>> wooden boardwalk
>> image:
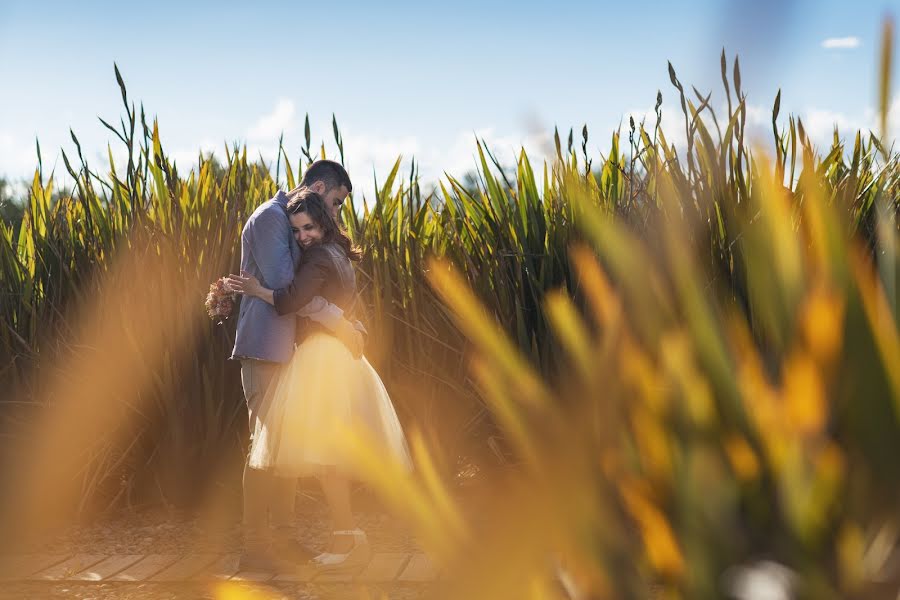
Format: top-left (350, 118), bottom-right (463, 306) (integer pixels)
top-left (0, 552), bottom-right (438, 583)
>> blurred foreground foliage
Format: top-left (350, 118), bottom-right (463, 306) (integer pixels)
top-left (1, 23), bottom-right (899, 599)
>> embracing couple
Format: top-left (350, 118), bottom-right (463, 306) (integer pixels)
top-left (226, 160), bottom-right (411, 573)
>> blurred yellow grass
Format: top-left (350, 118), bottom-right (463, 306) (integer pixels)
top-left (0, 19), bottom-right (897, 600)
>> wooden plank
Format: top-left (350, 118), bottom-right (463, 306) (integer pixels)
top-left (355, 553), bottom-right (410, 582)
top-left (31, 554), bottom-right (106, 581)
top-left (397, 554), bottom-right (439, 582)
top-left (313, 567), bottom-right (358, 582)
top-left (70, 555), bottom-right (144, 581)
top-left (149, 553), bottom-right (219, 582)
top-left (271, 564), bottom-right (318, 582)
top-left (0, 555), bottom-right (71, 580)
top-left (201, 554), bottom-right (240, 581)
top-left (107, 554), bottom-right (179, 582)
top-left (230, 571), bottom-right (274, 582)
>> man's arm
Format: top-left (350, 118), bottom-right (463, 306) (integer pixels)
top-left (245, 208), bottom-right (295, 290)
top-left (247, 207), bottom-right (359, 334)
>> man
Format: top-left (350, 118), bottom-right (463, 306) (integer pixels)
top-left (230, 159), bottom-right (363, 571)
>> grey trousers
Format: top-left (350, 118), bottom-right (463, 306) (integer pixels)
top-left (239, 359), bottom-right (296, 545)
top-left (240, 359), bottom-right (279, 431)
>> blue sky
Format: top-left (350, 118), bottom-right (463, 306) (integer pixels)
top-left (0, 0), bottom-right (897, 199)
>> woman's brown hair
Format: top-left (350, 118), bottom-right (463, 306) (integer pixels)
top-left (286, 189), bottom-right (362, 262)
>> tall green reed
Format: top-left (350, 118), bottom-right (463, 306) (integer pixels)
top-left (0, 37), bottom-right (897, 524)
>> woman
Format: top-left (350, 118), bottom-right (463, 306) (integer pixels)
top-left (227, 189), bottom-right (411, 571)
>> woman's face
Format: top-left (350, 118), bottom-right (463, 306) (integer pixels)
top-left (289, 211), bottom-right (324, 248)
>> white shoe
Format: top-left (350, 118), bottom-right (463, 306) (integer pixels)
top-left (310, 529), bottom-right (371, 571)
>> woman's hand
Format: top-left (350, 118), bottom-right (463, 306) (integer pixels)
top-left (225, 271), bottom-right (266, 298)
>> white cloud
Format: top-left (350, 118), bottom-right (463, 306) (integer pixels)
top-left (426, 128), bottom-right (512, 178)
top-left (798, 96), bottom-right (900, 148)
top-left (802, 108), bottom-right (866, 144)
top-left (339, 133), bottom-right (419, 202)
top-left (342, 132), bottom-right (420, 176)
top-left (418, 126), bottom-right (554, 188)
top-left (0, 131), bottom-right (41, 180)
top-left (169, 139), bottom-right (219, 172)
top-left (821, 36), bottom-right (860, 49)
top-left (247, 98), bottom-right (296, 141)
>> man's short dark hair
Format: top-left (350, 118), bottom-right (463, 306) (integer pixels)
top-left (299, 159), bottom-right (352, 193)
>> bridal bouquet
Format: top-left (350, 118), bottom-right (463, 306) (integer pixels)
top-left (205, 276), bottom-right (237, 323)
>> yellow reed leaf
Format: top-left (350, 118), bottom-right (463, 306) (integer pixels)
top-left (801, 283), bottom-right (844, 366)
top-left (796, 163), bottom-right (844, 278)
top-left (724, 435), bottom-right (760, 482)
top-left (766, 432), bottom-right (793, 476)
top-left (427, 257), bottom-right (550, 409)
top-left (555, 550), bottom-right (612, 600)
top-left (545, 290), bottom-right (594, 380)
top-left (754, 154), bottom-right (804, 300)
top-left (600, 448), bottom-right (623, 481)
top-left (469, 357), bottom-right (544, 470)
top-left (621, 338), bottom-right (666, 414)
top-left (782, 441), bottom-right (844, 542)
top-left (737, 350), bottom-right (789, 471)
top-left (334, 424), bottom-right (461, 559)
top-left (631, 406), bottom-right (672, 485)
top-left (683, 374), bottom-right (715, 428)
top-left (736, 352), bottom-right (774, 421)
top-left (407, 427), bottom-right (469, 541)
top-left (878, 18), bottom-right (894, 142)
top-left (814, 441), bottom-right (845, 490)
top-left (660, 331), bottom-right (716, 428)
top-left (620, 483), bottom-right (684, 579)
top-left (782, 352), bottom-right (827, 437)
top-left (569, 243), bottom-right (622, 334)
top-left (837, 522), bottom-right (866, 590)
top-left (851, 247), bottom-right (900, 414)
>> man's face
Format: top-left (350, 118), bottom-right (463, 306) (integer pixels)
top-left (310, 181), bottom-right (350, 221)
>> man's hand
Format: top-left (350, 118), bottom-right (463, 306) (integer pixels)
top-left (335, 320), bottom-right (364, 359)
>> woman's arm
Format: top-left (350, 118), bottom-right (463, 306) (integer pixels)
top-left (224, 272), bottom-right (276, 305)
top-left (273, 246), bottom-right (331, 315)
top-left (226, 246), bottom-right (331, 315)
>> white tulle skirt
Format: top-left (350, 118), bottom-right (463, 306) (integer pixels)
top-left (248, 332), bottom-right (411, 477)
